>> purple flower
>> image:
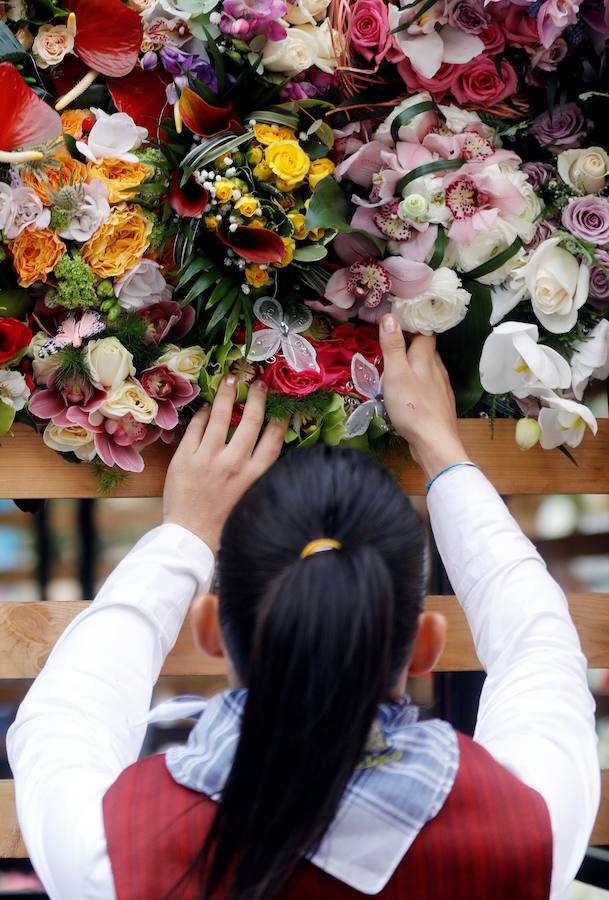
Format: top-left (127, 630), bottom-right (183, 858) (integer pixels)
top-left (562, 196), bottom-right (609, 245)
top-left (160, 46), bottom-right (218, 93)
top-left (447, 0), bottom-right (489, 34)
top-left (140, 51), bottom-right (158, 71)
top-left (220, 0), bottom-right (288, 41)
top-left (525, 219), bottom-right (557, 251)
top-left (538, 0), bottom-right (579, 47)
top-left (532, 103), bottom-right (589, 153)
top-left (522, 161), bottom-right (557, 190)
top-left (525, 37), bottom-right (568, 85)
top-left (589, 250), bottom-right (609, 304)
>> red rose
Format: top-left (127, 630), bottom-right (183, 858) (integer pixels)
top-left (262, 357), bottom-right (326, 397)
top-left (451, 55), bottom-right (518, 106)
top-left (397, 58), bottom-right (463, 101)
top-left (314, 325), bottom-right (383, 394)
top-left (494, 5), bottom-right (539, 48)
top-left (0, 317), bottom-right (32, 366)
top-left (479, 22), bottom-right (506, 55)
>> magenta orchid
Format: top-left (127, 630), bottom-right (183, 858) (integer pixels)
top-left (141, 364), bottom-right (200, 430)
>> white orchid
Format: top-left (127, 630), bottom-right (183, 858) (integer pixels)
top-left (479, 322), bottom-right (571, 398)
top-left (0, 370), bottom-right (30, 411)
top-left (570, 319), bottom-right (609, 401)
top-left (537, 393), bottom-right (598, 449)
top-left (76, 109), bottom-right (148, 164)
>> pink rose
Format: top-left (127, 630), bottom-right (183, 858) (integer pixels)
top-left (451, 55), bottom-right (518, 106)
top-left (351, 0), bottom-right (400, 64)
top-left (478, 22), bottom-right (505, 54)
top-left (262, 357), bottom-right (326, 397)
top-left (397, 58), bottom-right (463, 100)
top-left (494, 4), bottom-right (540, 47)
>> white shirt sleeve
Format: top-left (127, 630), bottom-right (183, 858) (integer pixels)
top-left (427, 465), bottom-right (600, 900)
top-left (7, 523), bottom-right (215, 900)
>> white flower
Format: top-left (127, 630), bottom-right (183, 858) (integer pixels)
top-left (285, 0), bottom-right (331, 25)
top-left (58, 180), bottom-right (111, 242)
top-left (515, 417), bottom-right (541, 451)
top-left (142, 0), bottom-right (193, 18)
top-left (402, 174), bottom-right (451, 225)
top-left (114, 259), bottom-right (172, 311)
top-left (156, 344), bottom-right (206, 382)
top-left (100, 378), bottom-right (158, 423)
top-left (398, 193), bottom-right (429, 223)
top-left (43, 423), bottom-right (97, 461)
top-left (30, 332), bottom-right (62, 385)
top-left (296, 20), bottom-right (341, 74)
top-left (388, 4), bottom-right (483, 79)
top-left (479, 321), bottom-right (571, 398)
top-left (32, 23), bottom-right (74, 68)
top-left (376, 92), bottom-right (437, 145)
top-left (538, 393), bottom-right (598, 449)
top-left (502, 170), bottom-right (543, 243)
top-left (262, 25), bottom-right (318, 75)
top-left (437, 104), bottom-right (486, 135)
top-left (521, 236), bottom-right (589, 334)
top-left (76, 109), bottom-right (148, 164)
top-left (557, 147), bottom-right (609, 194)
top-left (455, 218), bottom-right (521, 285)
top-left (0, 183), bottom-right (12, 234)
top-left (2, 187), bottom-right (50, 239)
top-left (0, 370), bottom-right (29, 411)
top-left (391, 267), bottom-right (470, 335)
top-left (570, 319), bottom-right (609, 401)
top-left (84, 337), bottom-right (136, 390)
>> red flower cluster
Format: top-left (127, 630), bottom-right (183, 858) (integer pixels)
top-left (0, 317), bottom-right (32, 366)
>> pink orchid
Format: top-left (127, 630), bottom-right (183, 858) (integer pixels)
top-left (137, 300), bottom-right (195, 345)
top-left (73, 409), bottom-right (159, 472)
top-left (538, 0), bottom-right (580, 47)
top-left (141, 364), bottom-right (200, 430)
top-left (28, 373), bottom-right (106, 427)
top-left (334, 140), bottom-right (387, 188)
top-left (350, 203), bottom-right (439, 259)
top-left (444, 170), bottom-right (527, 243)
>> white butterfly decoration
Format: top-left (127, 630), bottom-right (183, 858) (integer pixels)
top-left (247, 297), bottom-right (319, 373)
top-left (40, 311), bottom-right (105, 358)
top-left (345, 353), bottom-right (387, 439)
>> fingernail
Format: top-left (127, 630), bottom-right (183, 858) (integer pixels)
top-left (225, 375), bottom-right (237, 387)
top-left (382, 315), bottom-right (397, 333)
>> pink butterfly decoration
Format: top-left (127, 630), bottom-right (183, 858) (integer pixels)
top-left (40, 312), bottom-right (106, 357)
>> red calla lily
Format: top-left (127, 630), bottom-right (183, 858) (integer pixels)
top-left (179, 88), bottom-right (243, 138)
top-left (218, 223), bottom-right (285, 264)
top-left (0, 63), bottom-right (61, 153)
top-left (108, 68), bottom-right (172, 133)
top-left (169, 172), bottom-right (209, 218)
top-left (65, 0), bottom-right (143, 77)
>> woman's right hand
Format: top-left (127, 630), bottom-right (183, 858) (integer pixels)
top-left (379, 314), bottom-right (470, 480)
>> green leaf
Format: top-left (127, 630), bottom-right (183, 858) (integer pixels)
top-left (305, 176), bottom-right (386, 253)
top-left (248, 108), bottom-right (299, 130)
top-left (310, 121), bottom-right (334, 149)
top-left (182, 268), bottom-right (223, 306)
top-left (293, 244), bottom-right (328, 262)
top-left (182, 131), bottom-right (253, 175)
top-left (390, 100), bottom-right (437, 143)
top-left (464, 237), bottom-right (522, 280)
top-left (397, 158), bottom-right (463, 194)
top-left (429, 227), bottom-right (447, 270)
top-left (206, 286), bottom-right (239, 332)
top-left (580, 90), bottom-right (609, 101)
top-left (0, 401), bottom-right (15, 435)
top-left (176, 255), bottom-right (212, 291)
top-left (201, 25), bottom-right (225, 94)
top-left (223, 295), bottom-right (242, 343)
top-left (206, 275), bottom-right (236, 310)
top-left (301, 141), bottom-right (333, 161)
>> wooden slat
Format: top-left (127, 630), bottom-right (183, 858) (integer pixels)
top-left (2, 420), bottom-right (609, 498)
top-left (1, 594), bottom-right (608, 678)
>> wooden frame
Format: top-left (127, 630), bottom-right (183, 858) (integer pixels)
top-left (2, 419), bottom-right (609, 497)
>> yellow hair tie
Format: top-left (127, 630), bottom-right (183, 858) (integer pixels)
top-left (300, 538), bottom-right (343, 560)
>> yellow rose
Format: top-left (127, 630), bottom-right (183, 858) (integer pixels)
top-left (308, 157), bottom-right (335, 190)
top-left (273, 237), bottom-right (296, 268)
top-left (100, 378), bottom-right (158, 423)
top-left (253, 124), bottom-right (297, 145)
top-left (204, 215), bottom-right (219, 230)
top-left (214, 179), bottom-right (236, 203)
top-left (156, 344), bottom-right (206, 383)
top-left (9, 227), bottom-right (66, 288)
top-left (84, 337), bottom-right (136, 390)
top-left (265, 140), bottom-right (310, 190)
top-left (81, 203), bottom-right (152, 278)
top-left (245, 264), bottom-right (271, 288)
top-left (86, 158), bottom-right (151, 204)
top-left (43, 423), bottom-right (96, 461)
top-left (253, 161), bottom-right (273, 182)
top-left (247, 146), bottom-right (264, 165)
top-left (288, 211), bottom-right (309, 240)
top-left (234, 194), bottom-right (259, 218)
top-left (248, 216), bottom-right (268, 228)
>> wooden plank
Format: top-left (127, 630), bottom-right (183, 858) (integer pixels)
top-left (1, 594), bottom-right (608, 678)
top-left (2, 770), bottom-right (609, 858)
top-left (1, 420), bottom-right (608, 498)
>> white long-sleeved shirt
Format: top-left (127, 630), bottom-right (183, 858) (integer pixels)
top-left (7, 467), bottom-right (600, 899)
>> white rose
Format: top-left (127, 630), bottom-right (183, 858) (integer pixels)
top-left (84, 337), bottom-right (136, 390)
top-left (570, 319), bottom-right (609, 400)
top-left (43, 422), bottom-right (97, 461)
top-left (114, 259), bottom-right (171, 311)
top-left (76, 109), bottom-right (148, 164)
top-left (100, 378), bottom-right (159, 423)
top-left (32, 24), bottom-right (74, 68)
top-left (557, 147), bottom-right (609, 194)
top-left (0, 183), bottom-right (12, 234)
top-left (455, 218), bottom-right (521, 286)
top-left (156, 344), bottom-right (206, 382)
top-left (391, 267), bottom-right (470, 335)
top-left (6, 0), bottom-right (27, 19)
top-left (398, 193), bottom-right (429, 223)
top-left (437, 104), bottom-right (486, 135)
top-left (262, 25), bottom-right (318, 76)
top-left (0, 370), bottom-right (29, 411)
top-left (538, 393), bottom-right (598, 449)
top-left (30, 332), bottom-right (62, 385)
top-left (298, 20), bottom-right (341, 73)
top-left (58, 180), bottom-right (111, 242)
top-left (3, 187), bottom-right (50, 239)
top-left (479, 321), bottom-right (571, 398)
top-left (522, 236), bottom-right (589, 334)
top-left (285, 0), bottom-right (331, 25)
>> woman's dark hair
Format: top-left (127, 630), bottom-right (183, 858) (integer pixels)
top-left (198, 445), bottom-right (426, 899)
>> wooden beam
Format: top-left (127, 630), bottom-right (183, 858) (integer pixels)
top-left (2, 770), bottom-right (608, 858)
top-left (1, 594), bottom-right (608, 679)
top-left (1, 420), bottom-right (608, 498)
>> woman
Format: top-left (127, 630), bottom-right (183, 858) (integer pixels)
top-left (8, 316), bottom-right (599, 900)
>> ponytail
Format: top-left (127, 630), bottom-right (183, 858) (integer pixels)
top-left (201, 545), bottom-right (396, 899)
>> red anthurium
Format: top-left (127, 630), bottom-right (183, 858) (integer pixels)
top-left (218, 223), bottom-right (285, 264)
top-left (65, 0), bottom-right (143, 77)
top-left (108, 68), bottom-right (172, 133)
top-left (0, 63), bottom-right (61, 159)
top-left (169, 171), bottom-right (209, 218)
top-left (179, 88), bottom-right (243, 138)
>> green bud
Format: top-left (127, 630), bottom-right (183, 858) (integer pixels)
top-left (107, 305), bottom-right (122, 322)
top-left (100, 299), bottom-right (116, 312)
top-left (515, 417), bottom-right (541, 451)
top-left (97, 279), bottom-right (115, 299)
top-left (225, 49), bottom-right (243, 64)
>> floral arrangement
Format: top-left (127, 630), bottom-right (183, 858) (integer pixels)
top-left (0, 0), bottom-right (607, 484)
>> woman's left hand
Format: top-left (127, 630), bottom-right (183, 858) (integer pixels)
top-left (163, 378), bottom-right (288, 552)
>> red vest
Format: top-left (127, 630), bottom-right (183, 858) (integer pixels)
top-left (103, 733), bottom-right (552, 900)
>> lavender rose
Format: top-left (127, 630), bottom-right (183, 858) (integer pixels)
top-left (532, 103), bottom-right (589, 153)
top-left (589, 249), bottom-right (609, 303)
top-left (522, 161), bottom-right (557, 190)
top-left (447, 0), bottom-right (489, 33)
top-left (562, 196), bottom-right (609, 245)
top-left (525, 219), bottom-right (556, 251)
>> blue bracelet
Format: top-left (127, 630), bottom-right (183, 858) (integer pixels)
top-left (425, 461), bottom-right (479, 493)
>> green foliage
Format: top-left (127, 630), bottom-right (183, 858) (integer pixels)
top-left (111, 313), bottom-right (162, 372)
top-left (305, 177), bottom-right (385, 253)
top-left (91, 460), bottom-right (129, 496)
top-left (49, 209), bottom-right (70, 232)
top-left (53, 252), bottom-right (99, 310)
top-left (265, 390), bottom-right (335, 422)
top-left (54, 345), bottom-right (92, 391)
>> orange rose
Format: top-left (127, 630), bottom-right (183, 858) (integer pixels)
top-left (86, 158), bottom-right (151, 203)
top-left (81, 203), bottom-right (152, 278)
top-left (10, 227), bottom-right (66, 288)
top-left (22, 152), bottom-right (87, 206)
top-left (60, 109), bottom-right (91, 140)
